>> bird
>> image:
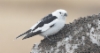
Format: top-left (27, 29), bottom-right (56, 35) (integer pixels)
top-left (16, 9), bottom-right (67, 40)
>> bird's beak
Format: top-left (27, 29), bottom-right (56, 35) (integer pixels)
top-left (64, 13), bottom-right (67, 16)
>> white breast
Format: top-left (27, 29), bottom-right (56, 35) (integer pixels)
top-left (41, 19), bottom-right (65, 37)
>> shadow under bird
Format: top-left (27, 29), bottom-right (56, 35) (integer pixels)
top-left (16, 9), bottom-right (67, 40)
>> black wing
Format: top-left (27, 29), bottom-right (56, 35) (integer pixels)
top-left (32, 14), bottom-right (57, 31)
top-left (16, 29), bottom-right (31, 39)
top-left (22, 30), bottom-right (41, 40)
top-left (16, 14), bottom-right (57, 40)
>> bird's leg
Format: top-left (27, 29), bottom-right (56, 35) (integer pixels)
top-left (45, 36), bottom-right (52, 41)
top-left (45, 36), bottom-right (57, 42)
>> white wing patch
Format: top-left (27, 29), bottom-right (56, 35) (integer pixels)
top-left (33, 24), bottom-right (50, 32)
top-left (30, 21), bottom-right (41, 29)
top-left (33, 19), bottom-right (58, 33)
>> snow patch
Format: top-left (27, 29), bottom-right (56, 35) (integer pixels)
top-left (82, 36), bottom-right (85, 45)
top-left (64, 36), bottom-right (78, 53)
top-left (87, 24), bottom-right (91, 28)
top-left (65, 44), bottom-right (78, 53)
top-left (31, 43), bottom-right (40, 53)
top-left (89, 19), bottom-right (100, 46)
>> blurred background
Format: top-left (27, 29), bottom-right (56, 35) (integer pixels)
top-left (0, 0), bottom-right (100, 53)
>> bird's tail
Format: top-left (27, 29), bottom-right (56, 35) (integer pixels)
top-left (22, 30), bottom-right (41, 40)
top-left (16, 29), bottom-right (31, 39)
top-left (22, 32), bottom-right (34, 40)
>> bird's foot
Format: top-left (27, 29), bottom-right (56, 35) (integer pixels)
top-left (46, 37), bottom-right (57, 42)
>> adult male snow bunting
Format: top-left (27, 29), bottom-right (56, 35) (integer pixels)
top-left (16, 9), bottom-right (67, 40)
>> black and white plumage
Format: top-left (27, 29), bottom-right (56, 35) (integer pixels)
top-left (16, 9), bottom-right (67, 40)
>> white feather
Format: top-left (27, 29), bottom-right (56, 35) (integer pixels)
top-left (41, 19), bottom-right (65, 37)
top-left (33, 9), bottom-right (67, 37)
top-left (16, 9), bottom-right (68, 40)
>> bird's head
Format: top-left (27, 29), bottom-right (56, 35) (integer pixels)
top-left (52, 9), bottom-right (67, 19)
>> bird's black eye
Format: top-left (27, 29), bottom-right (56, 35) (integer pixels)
top-left (59, 12), bottom-right (61, 14)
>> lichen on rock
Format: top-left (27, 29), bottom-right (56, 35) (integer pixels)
top-left (31, 13), bottom-right (100, 53)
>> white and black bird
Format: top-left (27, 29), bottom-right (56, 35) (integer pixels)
top-left (16, 9), bottom-right (67, 40)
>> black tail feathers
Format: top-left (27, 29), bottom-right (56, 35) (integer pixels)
top-left (16, 29), bottom-right (31, 39)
